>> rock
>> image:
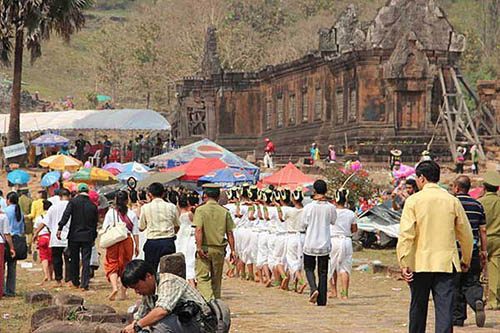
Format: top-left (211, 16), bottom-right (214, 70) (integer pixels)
top-left (31, 306), bottom-right (64, 331)
top-left (33, 321), bottom-right (122, 333)
top-left (25, 290), bottom-right (53, 304)
top-left (76, 312), bottom-right (132, 325)
top-left (159, 252), bottom-right (186, 279)
top-left (51, 294), bottom-right (84, 306)
top-left (95, 323), bottom-right (123, 333)
top-left (81, 304), bottom-right (117, 314)
top-left (373, 264), bottom-right (388, 274)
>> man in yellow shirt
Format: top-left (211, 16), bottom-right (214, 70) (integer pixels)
top-left (397, 161), bottom-right (473, 333)
top-left (478, 171), bottom-right (500, 310)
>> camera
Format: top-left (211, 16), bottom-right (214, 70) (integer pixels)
top-left (173, 301), bottom-right (201, 323)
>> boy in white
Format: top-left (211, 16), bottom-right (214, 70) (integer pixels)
top-left (43, 188), bottom-right (71, 286)
top-left (302, 180), bottom-right (337, 306)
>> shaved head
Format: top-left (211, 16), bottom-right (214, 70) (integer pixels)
top-left (454, 175), bottom-right (471, 193)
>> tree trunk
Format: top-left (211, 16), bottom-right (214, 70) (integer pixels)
top-left (8, 29), bottom-right (24, 146)
top-left (146, 91), bottom-right (151, 109)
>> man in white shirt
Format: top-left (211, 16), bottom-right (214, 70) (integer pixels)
top-left (43, 188), bottom-right (71, 286)
top-left (139, 183), bottom-right (179, 272)
top-left (302, 180), bottom-right (337, 306)
top-left (48, 189), bottom-right (61, 206)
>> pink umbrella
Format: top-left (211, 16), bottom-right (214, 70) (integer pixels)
top-left (393, 164), bottom-right (416, 179)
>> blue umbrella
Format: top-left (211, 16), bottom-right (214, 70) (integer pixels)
top-left (7, 170), bottom-right (31, 185)
top-left (198, 167), bottom-right (253, 187)
top-left (117, 171), bottom-right (148, 181)
top-left (123, 162), bottom-right (151, 173)
top-left (31, 133), bottom-right (70, 147)
top-left (41, 171), bottom-right (61, 187)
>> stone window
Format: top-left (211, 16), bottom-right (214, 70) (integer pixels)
top-left (277, 94), bottom-right (284, 127)
top-left (288, 94), bottom-right (296, 125)
top-left (348, 87), bottom-right (357, 122)
top-left (302, 90), bottom-right (309, 122)
top-left (265, 99), bottom-right (272, 130)
top-left (336, 89), bottom-right (344, 123)
top-left (315, 87), bottom-right (322, 120)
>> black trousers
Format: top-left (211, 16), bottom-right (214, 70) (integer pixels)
top-left (51, 246), bottom-right (71, 282)
top-left (303, 254), bottom-right (329, 306)
top-left (453, 257), bottom-right (483, 323)
top-left (144, 237), bottom-right (176, 273)
top-left (409, 271), bottom-right (456, 333)
top-left (68, 240), bottom-right (92, 289)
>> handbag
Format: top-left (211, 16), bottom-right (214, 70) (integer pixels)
top-left (4, 234), bottom-right (28, 262)
top-left (99, 209), bottom-right (128, 249)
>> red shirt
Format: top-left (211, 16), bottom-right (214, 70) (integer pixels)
top-left (264, 141), bottom-right (275, 153)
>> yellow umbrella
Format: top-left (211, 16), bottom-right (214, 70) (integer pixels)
top-left (39, 155), bottom-right (83, 171)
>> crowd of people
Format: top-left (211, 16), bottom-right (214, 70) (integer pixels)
top-left (1, 152), bottom-right (500, 332)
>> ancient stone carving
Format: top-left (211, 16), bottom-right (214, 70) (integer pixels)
top-left (201, 26), bottom-right (222, 77)
top-left (383, 32), bottom-right (430, 80)
top-left (368, 0), bottom-right (465, 52)
top-left (318, 28), bottom-right (335, 52)
top-left (332, 5), bottom-right (366, 53)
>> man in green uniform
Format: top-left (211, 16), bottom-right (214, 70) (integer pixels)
top-left (194, 184), bottom-right (235, 300)
top-left (478, 171), bottom-right (500, 310)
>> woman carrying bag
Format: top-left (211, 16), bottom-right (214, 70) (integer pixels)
top-left (101, 191), bottom-right (139, 301)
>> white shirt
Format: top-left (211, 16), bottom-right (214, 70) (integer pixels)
top-left (48, 195), bottom-right (61, 206)
top-left (267, 206), bottom-right (280, 234)
top-left (276, 206), bottom-right (290, 233)
top-left (0, 214), bottom-right (11, 243)
top-left (102, 208), bottom-right (139, 235)
top-left (285, 207), bottom-right (305, 232)
top-left (45, 200), bottom-right (70, 247)
top-left (0, 197), bottom-right (7, 210)
top-left (34, 215), bottom-right (50, 236)
top-left (302, 200), bottom-right (337, 256)
top-left (330, 208), bottom-right (357, 237)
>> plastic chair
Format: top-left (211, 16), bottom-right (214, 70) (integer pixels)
top-left (88, 150), bottom-right (101, 167)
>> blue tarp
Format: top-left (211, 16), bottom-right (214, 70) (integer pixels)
top-left (198, 167), bottom-right (254, 187)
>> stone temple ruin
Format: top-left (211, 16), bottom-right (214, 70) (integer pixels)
top-left (171, 0), bottom-right (499, 163)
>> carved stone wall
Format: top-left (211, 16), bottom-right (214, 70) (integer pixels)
top-left (173, 0), bottom-right (465, 162)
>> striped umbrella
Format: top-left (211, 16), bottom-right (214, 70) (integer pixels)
top-left (71, 167), bottom-right (118, 185)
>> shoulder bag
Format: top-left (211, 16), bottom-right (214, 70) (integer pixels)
top-left (99, 209), bottom-right (128, 249)
top-left (3, 234), bottom-right (28, 262)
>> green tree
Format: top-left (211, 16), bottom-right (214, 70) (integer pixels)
top-left (0, 0), bottom-right (93, 147)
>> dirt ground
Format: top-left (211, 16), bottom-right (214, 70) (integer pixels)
top-left (1, 249), bottom-right (499, 332)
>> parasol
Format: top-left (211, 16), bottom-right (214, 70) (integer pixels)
top-left (71, 167), bottom-right (118, 185)
top-left (39, 155), bottom-right (82, 171)
top-left (137, 171), bottom-right (185, 188)
top-left (7, 170), bottom-right (30, 185)
top-left (41, 171), bottom-right (61, 187)
top-left (31, 133), bottom-right (70, 147)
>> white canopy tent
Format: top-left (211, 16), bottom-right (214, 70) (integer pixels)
top-left (0, 109), bottom-right (171, 133)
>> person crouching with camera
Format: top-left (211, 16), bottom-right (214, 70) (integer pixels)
top-left (121, 259), bottom-right (230, 333)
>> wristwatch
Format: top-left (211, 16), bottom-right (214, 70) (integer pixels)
top-left (133, 321), bottom-right (143, 332)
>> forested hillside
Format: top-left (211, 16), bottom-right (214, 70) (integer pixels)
top-left (0, 0), bottom-right (498, 114)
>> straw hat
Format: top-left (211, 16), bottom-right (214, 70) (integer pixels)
top-left (390, 149), bottom-right (402, 156)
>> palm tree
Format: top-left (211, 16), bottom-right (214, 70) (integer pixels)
top-left (0, 0), bottom-right (94, 149)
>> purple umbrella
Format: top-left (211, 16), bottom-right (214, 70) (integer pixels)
top-left (102, 162), bottom-right (125, 173)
